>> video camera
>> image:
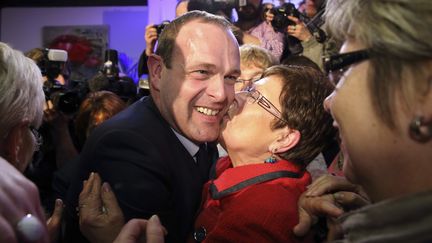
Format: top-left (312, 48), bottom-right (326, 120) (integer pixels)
top-left (270, 2), bottom-right (327, 43)
top-left (41, 49), bottom-right (87, 114)
top-left (187, 0), bottom-right (246, 16)
top-left (99, 49), bottom-right (137, 102)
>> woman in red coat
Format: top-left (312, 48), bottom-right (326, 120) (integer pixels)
top-left (77, 65), bottom-right (335, 242)
top-left (190, 65), bottom-right (335, 243)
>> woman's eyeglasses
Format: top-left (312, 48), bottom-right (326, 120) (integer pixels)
top-left (29, 126), bottom-right (43, 152)
top-left (236, 75), bottom-right (262, 88)
top-left (323, 49), bottom-right (370, 85)
top-left (237, 88), bottom-right (288, 124)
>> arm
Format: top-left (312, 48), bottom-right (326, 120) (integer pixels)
top-left (43, 109), bottom-right (78, 168)
top-left (286, 16), bottom-right (324, 69)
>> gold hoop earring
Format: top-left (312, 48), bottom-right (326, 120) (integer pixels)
top-left (409, 116), bottom-right (432, 143)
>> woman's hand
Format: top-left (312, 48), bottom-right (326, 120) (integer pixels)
top-left (0, 157), bottom-right (49, 243)
top-left (114, 216), bottom-right (166, 243)
top-left (79, 172), bottom-right (125, 243)
top-left (293, 174), bottom-right (370, 237)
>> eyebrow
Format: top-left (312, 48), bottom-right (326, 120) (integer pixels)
top-left (188, 63), bottom-right (241, 76)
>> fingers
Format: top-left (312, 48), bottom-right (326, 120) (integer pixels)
top-left (146, 215), bottom-right (166, 243)
top-left (333, 191), bottom-right (370, 210)
top-left (101, 182), bottom-right (124, 223)
top-left (145, 24), bottom-right (158, 49)
top-left (47, 199), bottom-right (63, 227)
top-left (0, 217), bottom-right (18, 243)
top-left (306, 174), bottom-right (359, 197)
top-left (292, 207), bottom-right (316, 236)
top-left (47, 199), bottom-right (64, 243)
top-left (287, 15), bottom-right (300, 24)
top-left (79, 172), bottom-right (102, 225)
top-left (293, 193), bottom-right (344, 237)
top-left (114, 219), bottom-right (148, 243)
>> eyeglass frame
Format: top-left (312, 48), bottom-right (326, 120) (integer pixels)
top-left (237, 88), bottom-right (288, 124)
top-left (323, 49), bottom-right (371, 85)
top-left (29, 126), bottom-right (43, 152)
top-left (235, 75), bottom-right (263, 88)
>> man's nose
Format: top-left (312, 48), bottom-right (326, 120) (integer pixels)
top-left (207, 76), bottom-right (228, 102)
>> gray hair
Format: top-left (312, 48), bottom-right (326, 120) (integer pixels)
top-left (0, 42), bottom-right (44, 138)
top-left (325, 0), bottom-right (432, 128)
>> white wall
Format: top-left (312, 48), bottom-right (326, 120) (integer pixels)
top-left (1, 6), bottom-right (149, 62)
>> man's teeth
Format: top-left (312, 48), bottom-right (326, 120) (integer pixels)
top-left (196, 107), bottom-right (219, 116)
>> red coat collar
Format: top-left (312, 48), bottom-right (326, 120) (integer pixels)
top-left (210, 156), bottom-right (308, 199)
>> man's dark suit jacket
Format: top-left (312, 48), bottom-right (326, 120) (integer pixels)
top-left (63, 96), bottom-right (213, 243)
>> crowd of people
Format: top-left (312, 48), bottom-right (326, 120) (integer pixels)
top-left (1, 0), bottom-right (431, 242)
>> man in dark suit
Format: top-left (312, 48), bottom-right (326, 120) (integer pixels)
top-left (62, 11), bottom-right (241, 243)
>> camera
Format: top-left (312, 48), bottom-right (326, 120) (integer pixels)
top-left (98, 49), bottom-right (137, 102)
top-left (40, 49), bottom-right (87, 114)
top-left (187, 0), bottom-right (246, 16)
top-left (270, 3), bottom-right (301, 32)
top-left (270, 2), bottom-right (327, 43)
top-left (154, 20), bottom-right (170, 36)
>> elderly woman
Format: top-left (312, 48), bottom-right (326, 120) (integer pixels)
top-left (293, 0), bottom-right (432, 241)
top-left (189, 65), bottom-right (334, 242)
top-left (0, 43), bottom-right (45, 172)
top-left (79, 65), bottom-right (335, 242)
top-left (0, 42), bottom-right (61, 242)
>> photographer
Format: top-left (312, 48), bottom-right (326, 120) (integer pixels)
top-left (249, 3), bottom-right (285, 60)
top-left (24, 48), bottom-right (80, 216)
top-left (137, 1), bottom-right (188, 78)
top-left (275, 1), bottom-right (339, 70)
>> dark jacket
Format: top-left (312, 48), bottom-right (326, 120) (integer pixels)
top-left (63, 96), bottom-right (213, 243)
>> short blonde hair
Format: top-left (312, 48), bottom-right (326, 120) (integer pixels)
top-left (240, 44), bottom-right (278, 69)
top-left (325, 0), bottom-right (432, 128)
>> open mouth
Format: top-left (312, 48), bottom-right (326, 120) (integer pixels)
top-left (196, 106), bottom-right (220, 116)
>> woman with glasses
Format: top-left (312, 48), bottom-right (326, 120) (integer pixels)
top-left (0, 42), bottom-right (65, 242)
top-left (235, 44), bottom-right (278, 92)
top-left (293, 0), bottom-right (432, 241)
top-left (188, 65), bottom-right (334, 242)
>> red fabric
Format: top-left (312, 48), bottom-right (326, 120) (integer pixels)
top-left (190, 157), bottom-right (314, 243)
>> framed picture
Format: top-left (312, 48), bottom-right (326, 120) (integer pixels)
top-left (43, 25), bottom-right (109, 82)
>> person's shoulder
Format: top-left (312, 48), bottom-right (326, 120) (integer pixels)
top-left (93, 97), bottom-right (167, 137)
top-left (238, 182), bottom-right (302, 210)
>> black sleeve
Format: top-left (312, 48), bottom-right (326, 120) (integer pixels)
top-left (137, 50), bottom-right (149, 77)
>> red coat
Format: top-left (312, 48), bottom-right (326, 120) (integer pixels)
top-left (189, 156), bottom-right (313, 243)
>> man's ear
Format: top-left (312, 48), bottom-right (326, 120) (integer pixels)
top-left (147, 54), bottom-right (164, 92)
top-left (269, 127), bottom-right (301, 154)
